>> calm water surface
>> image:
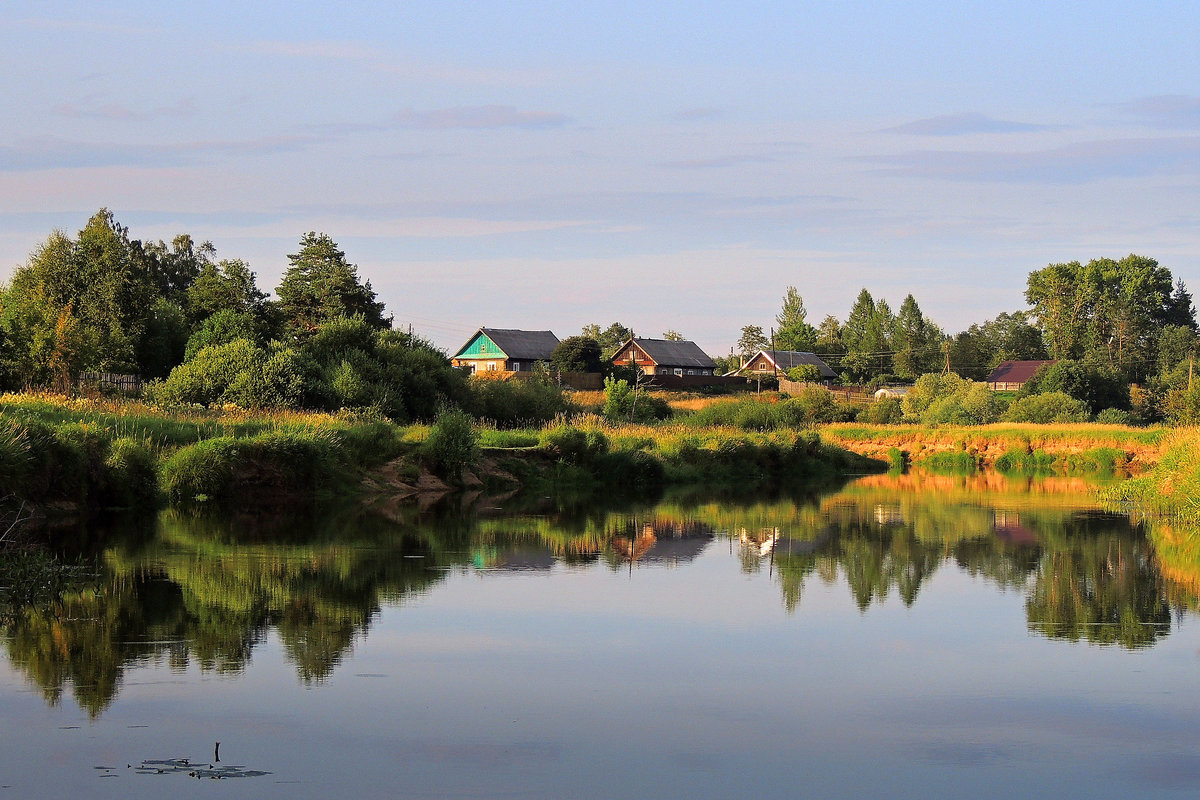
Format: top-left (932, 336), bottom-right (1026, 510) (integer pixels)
top-left (3, 470), bottom-right (1200, 799)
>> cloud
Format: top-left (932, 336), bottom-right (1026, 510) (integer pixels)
top-left (865, 135), bottom-right (1200, 182)
top-left (1115, 95), bottom-right (1200, 129)
top-left (51, 96), bottom-right (198, 122)
top-left (659, 154), bottom-right (775, 169)
top-left (673, 107), bottom-right (722, 121)
top-left (52, 101), bottom-right (138, 120)
top-left (885, 112), bottom-right (1052, 136)
top-left (393, 105), bottom-right (569, 130)
top-left (0, 135), bottom-right (324, 171)
top-left (242, 39), bottom-right (383, 61)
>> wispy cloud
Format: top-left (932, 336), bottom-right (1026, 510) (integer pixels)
top-left (9, 16), bottom-right (158, 36)
top-left (51, 101), bottom-right (138, 120)
top-left (1115, 95), bottom-right (1200, 129)
top-left (393, 105), bottom-right (569, 130)
top-left (885, 112), bottom-right (1052, 136)
top-left (241, 39), bottom-right (383, 61)
top-left (51, 96), bottom-right (198, 122)
top-left (673, 107), bottom-right (722, 121)
top-left (0, 135), bottom-right (324, 171)
top-left (660, 154), bottom-right (775, 169)
top-left (866, 136), bottom-right (1200, 182)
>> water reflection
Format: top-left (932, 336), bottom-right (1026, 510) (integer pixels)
top-left (2, 469), bottom-right (1193, 717)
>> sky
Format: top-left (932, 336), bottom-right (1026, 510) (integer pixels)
top-left (2, 1), bottom-right (1199, 355)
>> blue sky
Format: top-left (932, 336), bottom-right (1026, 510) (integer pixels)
top-left (2, 1), bottom-right (1199, 354)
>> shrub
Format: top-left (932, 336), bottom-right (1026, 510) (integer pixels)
top-left (1001, 391), bottom-right (1089, 423)
top-left (469, 377), bottom-right (569, 427)
top-left (1018, 359), bottom-right (1130, 414)
top-left (858, 397), bottom-right (902, 424)
top-left (540, 425), bottom-right (608, 464)
top-left (422, 409), bottom-right (478, 481)
top-left (160, 437), bottom-right (241, 504)
top-left (602, 377), bottom-right (670, 422)
top-left (150, 338), bottom-right (264, 406)
top-left (104, 437), bottom-right (159, 506)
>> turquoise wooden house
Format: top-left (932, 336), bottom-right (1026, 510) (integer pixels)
top-left (451, 327), bottom-right (560, 374)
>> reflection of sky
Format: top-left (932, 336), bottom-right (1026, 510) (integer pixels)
top-left (5, 543), bottom-right (1200, 799)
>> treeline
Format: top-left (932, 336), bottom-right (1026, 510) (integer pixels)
top-left (0, 210), bottom-right (484, 422)
top-left (732, 254), bottom-right (1200, 422)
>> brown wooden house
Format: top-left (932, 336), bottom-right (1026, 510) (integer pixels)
top-left (736, 350), bottom-right (836, 382)
top-left (986, 360), bottom-right (1054, 391)
top-left (610, 337), bottom-right (717, 376)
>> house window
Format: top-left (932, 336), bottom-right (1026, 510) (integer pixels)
top-left (512, 362), bottom-right (521, 371)
top-left (674, 368), bottom-right (683, 376)
top-left (486, 362), bottom-right (496, 371)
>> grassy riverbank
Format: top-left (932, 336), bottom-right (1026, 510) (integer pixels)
top-left (821, 422), bottom-right (1168, 473)
top-left (0, 393), bottom-right (880, 518)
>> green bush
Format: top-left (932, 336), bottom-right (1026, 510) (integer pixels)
top-left (469, 377), bottom-right (570, 427)
top-left (104, 437), bottom-right (159, 506)
top-left (904, 373), bottom-right (1003, 425)
top-left (602, 377), bottom-right (670, 422)
top-left (540, 425), bottom-right (608, 464)
top-left (422, 409), bottom-right (479, 481)
top-left (160, 437), bottom-right (241, 504)
top-left (1094, 407), bottom-right (1135, 425)
top-left (1001, 391), bottom-right (1090, 424)
top-left (858, 397), bottom-right (902, 424)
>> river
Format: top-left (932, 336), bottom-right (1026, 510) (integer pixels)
top-left (2, 469), bottom-right (1199, 798)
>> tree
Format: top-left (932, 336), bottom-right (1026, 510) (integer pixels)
top-left (550, 336), bottom-right (604, 373)
top-left (816, 315), bottom-right (844, 355)
top-left (187, 259), bottom-right (269, 324)
top-left (892, 294), bottom-right (942, 380)
top-left (4, 210), bottom-right (159, 376)
top-left (582, 322), bottom-right (632, 359)
top-left (1025, 254), bottom-right (1176, 378)
top-left (774, 287), bottom-right (817, 351)
top-left (661, 329), bottom-right (684, 341)
top-left (276, 233), bottom-right (389, 334)
top-left (736, 325), bottom-right (769, 359)
top-left (841, 289), bottom-right (892, 381)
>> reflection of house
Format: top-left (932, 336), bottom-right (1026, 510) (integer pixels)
top-left (610, 337), bottom-right (717, 377)
top-left (451, 327), bottom-right (560, 373)
top-left (992, 510), bottom-right (1038, 546)
top-left (986, 360), bottom-right (1054, 391)
top-left (737, 350), bottom-right (836, 381)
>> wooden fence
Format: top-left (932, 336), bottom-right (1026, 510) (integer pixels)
top-left (78, 372), bottom-right (144, 394)
top-left (778, 378), bottom-right (873, 402)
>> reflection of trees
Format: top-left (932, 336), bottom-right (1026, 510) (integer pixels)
top-left (1025, 515), bottom-right (1170, 648)
top-left (3, 470), bottom-right (1184, 717)
top-left (3, 509), bottom-right (452, 716)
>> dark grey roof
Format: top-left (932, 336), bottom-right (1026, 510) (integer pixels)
top-left (479, 328), bottom-right (560, 360)
top-left (987, 359), bottom-right (1054, 384)
top-left (627, 338), bottom-right (716, 369)
top-left (742, 350), bottom-right (837, 378)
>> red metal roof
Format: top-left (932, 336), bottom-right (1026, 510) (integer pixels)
top-left (986, 360), bottom-right (1055, 384)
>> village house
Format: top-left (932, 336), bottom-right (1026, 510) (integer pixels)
top-left (735, 349), bottom-right (837, 382)
top-left (986, 359), bottom-right (1055, 391)
top-left (451, 327), bottom-right (560, 374)
top-left (610, 337), bottom-right (717, 377)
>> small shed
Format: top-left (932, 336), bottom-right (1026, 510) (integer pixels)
top-left (451, 327), bottom-right (560, 373)
top-left (986, 360), bottom-right (1055, 391)
top-left (610, 337), bottom-right (717, 376)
